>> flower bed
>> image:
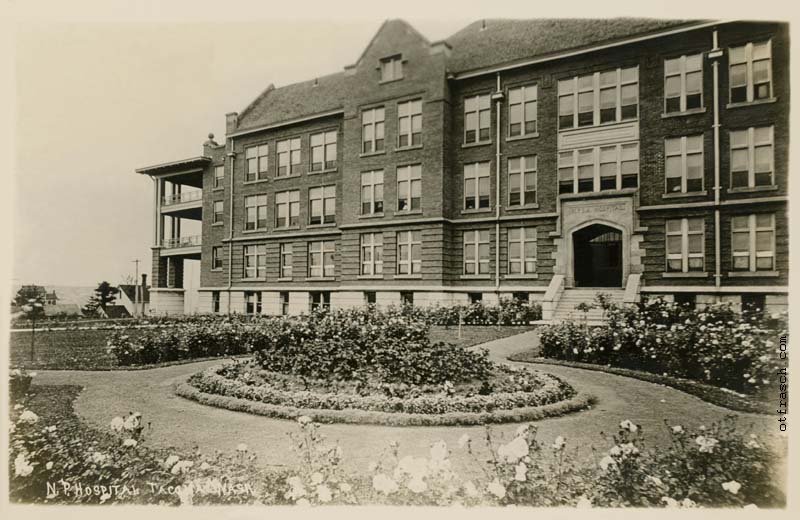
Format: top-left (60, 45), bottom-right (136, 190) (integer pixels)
top-left (10, 386), bottom-right (785, 507)
top-left (539, 297), bottom-right (787, 396)
top-left (178, 362), bottom-right (586, 425)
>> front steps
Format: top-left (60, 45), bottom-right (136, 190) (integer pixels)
top-left (550, 288), bottom-right (625, 324)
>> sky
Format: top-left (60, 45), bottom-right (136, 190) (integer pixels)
top-left (10, 15), bottom-right (467, 287)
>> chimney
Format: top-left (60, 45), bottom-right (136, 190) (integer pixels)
top-left (141, 274), bottom-right (147, 316)
top-left (225, 112), bottom-right (239, 134)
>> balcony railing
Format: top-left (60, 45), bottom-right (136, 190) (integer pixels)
top-left (162, 235), bottom-right (202, 249)
top-left (162, 190), bottom-right (203, 206)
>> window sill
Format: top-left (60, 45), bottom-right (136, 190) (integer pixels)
top-left (212, 222), bottom-right (224, 227)
top-left (461, 274), bottom-right (492, 280)
top-left (728, 271), bottom-right (779, 278)
top-left (308, 167), bottom-right (338, 176)
top-left (394, 274), bottom-right (422, 279)
top-left (506, 133), bottom-right (539, 142)
top-left (241, 278), bottom-right (267, 282)
top-left (461, 208), bottom-right (493, 215)
top-left (558, 118), bottom-right (638, 133)
top-left (559, 188), bottom-right (638, 201)
top-left (662, 191), bottom-right (708, 199)
top-left (661, 107), bottom-right (707, 119)
top-left (395, 144), bottom-right (423, 152)
top-left (358, 213), bottom-right (385, 219)
top-left (662, 272), bottom-right (709, 278)
top-left (274, 226), bottom-right (301, 232)
top-left (242, 228), bottom-right (268, 234)
top-left (461, 141), bottom-right (492, 149)
top-left (360, 150), bottom-right (386, 158)
top-left (726, 97), bottom-right (777, 109)
top-left (211, 268), bottom-right (223, 272)
top-left (395, 209), bottom-right (423, 216)
top-left (276, 277), bottom-right (293, 282)
top-left (243, 179), bottom-right (270, 185)
top-left (505, 274), bottom-right (539, 280)
top-left (727, 185), bottom-right (779, 194)
top-left (273, 174), bottom-right (302, 181)
top-left (506, 203), bottom-right (540, 211)
top-left (212, 187), bottom-right (225, 192)
top-left (304, 277), bottom-right (336, 282)
top-left (307, 223), bottom-right (337, 229)
top-left (379, 77), bottom-right (404, 85)
top-left (357, 275), bottom-right (384, 280)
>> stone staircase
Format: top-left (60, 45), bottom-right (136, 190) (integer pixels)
top-left (551, 288), bottom-right (625, 324)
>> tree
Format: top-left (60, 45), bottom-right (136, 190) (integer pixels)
top-left (83, 281), bottom-right (119, 316)
top-left (14, 286), bottom-right (45, 318)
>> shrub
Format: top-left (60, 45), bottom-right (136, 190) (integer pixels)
top-left (539, 296), bottom-right (788, 394)
top-left (9, 369), bottom-right (34, 401)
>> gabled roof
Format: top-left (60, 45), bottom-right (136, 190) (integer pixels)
top-left (101, 305), bottom-right (131, 319)
top-left (118, 284), bottom-right (150, 304)
top-left (445, 18), bottom-right (697, 74)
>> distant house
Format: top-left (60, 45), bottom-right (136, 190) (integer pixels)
top-left (97, 305), bottom-right (132, 319)
top-left (117, 284), bottom-right (150, 316)
top-left (44, 291), bottom-right (59, 305)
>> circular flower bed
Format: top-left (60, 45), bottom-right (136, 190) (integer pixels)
top-left (178, 361), bottom-right (590, 426)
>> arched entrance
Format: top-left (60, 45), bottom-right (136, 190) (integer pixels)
top-left (572, 224), bottom-right (623, 287)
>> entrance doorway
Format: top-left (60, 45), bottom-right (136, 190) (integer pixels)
top-left (573, 224), bottom-right (623, 287)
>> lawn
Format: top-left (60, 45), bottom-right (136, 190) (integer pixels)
top-left (9, 325), bottom-right (536, 370)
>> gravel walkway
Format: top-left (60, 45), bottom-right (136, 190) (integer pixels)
top-left (33, 330), bottom-right (779, 476)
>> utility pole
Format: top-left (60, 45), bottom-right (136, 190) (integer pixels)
top-left (132, 259), bottom-right (141, 316)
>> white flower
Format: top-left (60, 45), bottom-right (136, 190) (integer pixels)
top-left (164, 455), bottom-right (180, 468)
top-left (372, 473), bottom-right (398, 495)
top-left (515, 424), bottom-right (532, 438)
top-left (46, 426), bottom-right (57, 433)
top-left (200, 461), bottom-right (211, 470)
top-left (123, 438), bottom-right (138, 448)
top-left (45, 461), bottom-right (53, 470)
top-left (695, 435), bottom-right (719, 453)
top-left (646, 475), bottom-right (663, 487)
top-left (514, 462), bottom-right (527, 482)
top-left (18, 410), bottom-right (39, 424)
top-left (316, 484), bottom-right (332, 503)
top-left (407, 478), bottom-right (428, 493)
top-left (552, 436), bottom-right (566, 451)
top-left (463, 481), bottom-right (478, 498)
top-left (458, 434), bottom-right (471, 449)
top-left (722, 481), bottom-right (742, 495)
top-left (599, 455), bottom-right (616, 471)
top-left (297, 416), bottom-right (312, 425)
top-left (661, 496), bottom-right (679, 508)
top-left (236, 443), bottom-right (248, 453)
top-left (609, 445), bottom-right (622, 457)
top-left (310, 472), bottom-right (324, 485)
top-left (430, 440), bottom-right (448, 462)
top-left (91, 451), bottom-right (107, 464)
top-left (671, 425), bottom-right (684, 434)
top-left (14, 453), bottom-right (34, 477)
top-left (576, 495), bottom-right (592, 508)
top-left (620, 443), bottom-right (639, 456)
top-left (171, 460), bottom-right (194, 475)
top-left (285, 476), bottom-right (307, 500)
top-left (14, 404), bottom-right (23, 410)
top-left (487, 479), bottom-right (506, 499)
top-left (497, 436), bottom-right (529, 463)
top-left (110, 416), bottom-right (124, 432)
top-left (295, 498), bottom-right (310, 507)
top-left (619, 419), bottom-right (638, 433)
top-left (681, 498), bottom-right (697, 508)
top-left (123, 413), bottom-right (141, 431)
top-left (338, 482), bottom-right (352, 493)
top-left (746, 439), bottom-right (761, 449)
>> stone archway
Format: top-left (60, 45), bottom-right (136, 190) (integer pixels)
top-left (572, 224), bottom-right (623, 287)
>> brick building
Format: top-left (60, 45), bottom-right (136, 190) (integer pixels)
top-left (137, 18), bottom-right (789, 317)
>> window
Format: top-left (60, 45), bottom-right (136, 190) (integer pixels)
top-left (464, 162), bottom-right (490, 210)
top-left (674, 293), bottom-right (696, 309)
top-left (730, 126), bottom-right (774, 188)
top-left (558, 67), bottom-right (638, 129)
top-left (665, 53), bottom-right (703, 113)
top-left (508, 227), bottom-right (537, 275)
top-left (665, 135), bottom-right (704, 193)
top-left (508, 155), bottom-right (537, 206)
top-left (665, 218), bottom-right (705, 273)
top-left (244, 195), bottom-right (267, 231)
top-left (464, 94), bottom-right (491, 143)
top-left (310, 130), bottom-right (337, 172)
top-left (280, 291), bottom-right (289, 316)
top-left (275, 190), bottom-right (300, 228)
top-left (214, 164), bottom-right (225, 189)
top-left (308, 240), bottom-right (335, 278)
top-left (396, 230), bottom-right (422, 275)
top-left (364, 291), bottom-right (377, 305)
top-left (245, 144), bottom-right (268, 181)
top-left (243, 244), bottom-right (267, 279)
top-left (732, 214), bottom-right (775, 272)
top-left (397, 164), bottom-right (421, 212)
top-left (400, 291), bottom-right (414, 306)
top-left (276, 138), bottom-right (301, 176)
top-left (213, 200), bottom-right (224, 224)
top-left (558, 144), bottom-right (639, 194)
top-left (512, 292), bottom-right (529, 303)
top-left (464, 230), bottom-right (490, 275)
top-left (360, 233), bottom-right (384, 275)
top-left (380, 55), bottom-right (403, 82)
top-left (362, 107), bottom-right (385, 154)
top-left (730, 41), bottom-right (772, 103)
top-left (212, 291), bottom-right (220, 313)
top-left (309, 186), bottom-right (336, 225)
top-left (508, 85), bottom-right (537, 137)
top-left (398, 99), bottom-right (422, 147)
top-left (212, 246), bottom-right (223, 270)
top-left (280, 243), bottom-right (293, 279)
top-left (468, 292), bottom-right (483, 304)
top-left (244, 291), bottom-right (262, 315)
top-left (310, 291), bottom-right (331, 311)
top-left (361, 170), bottom-right (384, 215)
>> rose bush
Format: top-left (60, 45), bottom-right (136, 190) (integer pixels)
top-left (539, 296), bottom-right (787, 395)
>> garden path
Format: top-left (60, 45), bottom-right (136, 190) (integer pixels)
top-left (33, 330), bottom-right (780, 476)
